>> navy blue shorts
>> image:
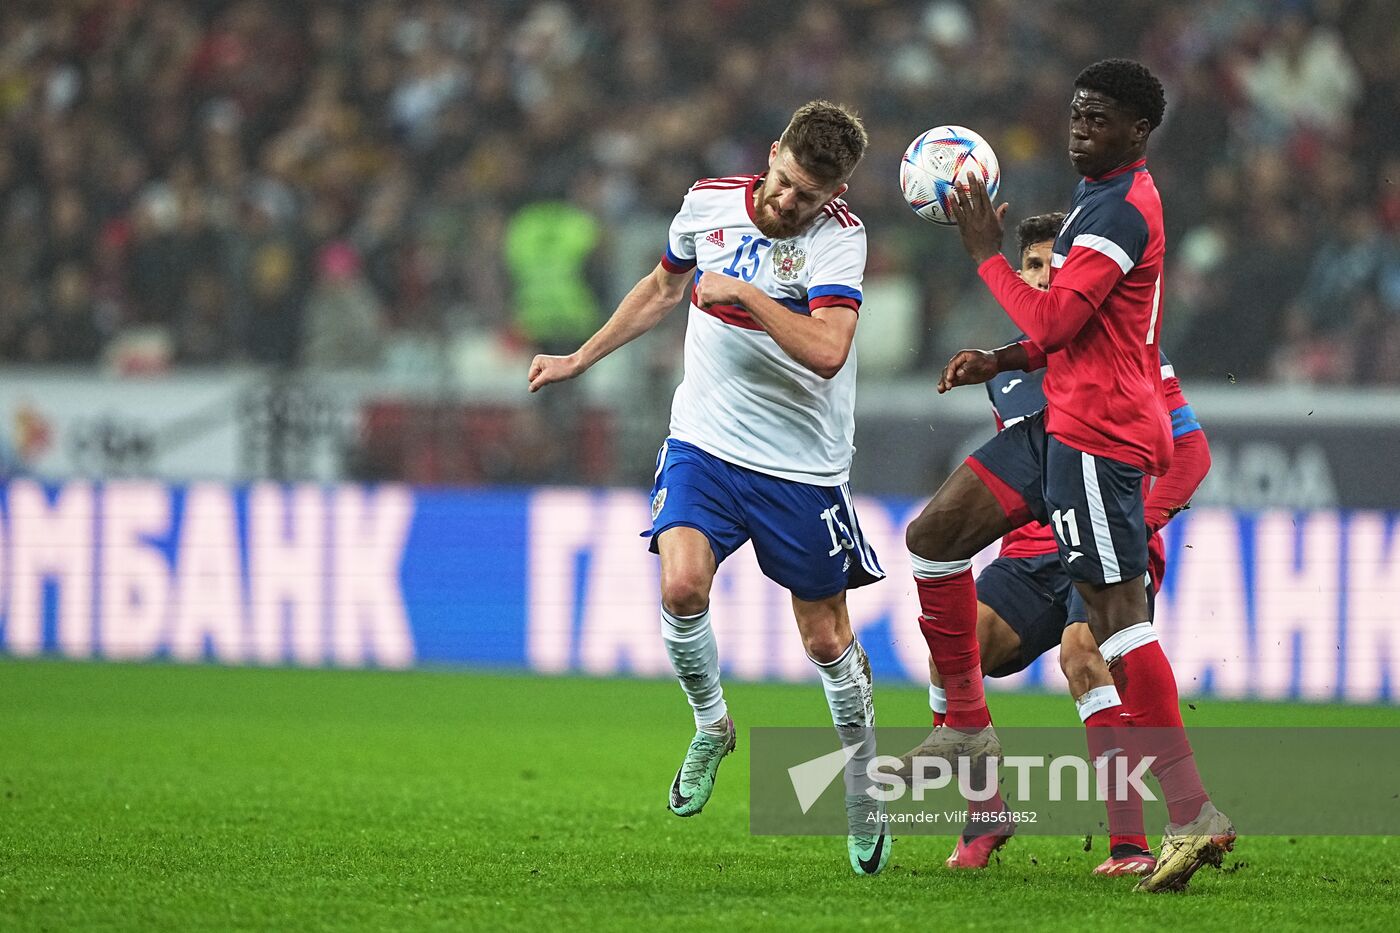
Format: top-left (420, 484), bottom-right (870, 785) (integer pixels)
top-left (976, 553), bottom-right (1072, 678)
top-left (978, 553), bottom-right (1160, 678)
top-left (1064, 574), bottom-right (1157, 627)
top-left (966, 411), bottom-right (1149, 587)
top-left (643, 438), bottom-right (885, 601)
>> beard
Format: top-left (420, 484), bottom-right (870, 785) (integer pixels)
top-left (752, 196), bottom-right (810, 240)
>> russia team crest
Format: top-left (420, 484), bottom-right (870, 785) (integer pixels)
top-left (772, 241), bottom-right (807, 282)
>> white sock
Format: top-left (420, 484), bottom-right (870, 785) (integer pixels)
top-left (929, 684), bottom-right (947, 716)
top-left (1099, 621), bottom-right (1157, 666)
top-left (909, 553), bottom-right (974, 579)
top-left (1075, 684), bottom-right (1123, 722)
top-left (812, 639), bottom-right (876, 796)
top-left (662, 606), bottom-right (727, 732)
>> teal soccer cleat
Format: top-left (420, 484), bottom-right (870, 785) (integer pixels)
top-left (667, 717), bottom-right (736, 817)
top-left (846, 794), bottom-right (891, 875)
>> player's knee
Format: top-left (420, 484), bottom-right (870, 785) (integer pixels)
top-left (802, 629), bottom-right (849, 664)
top-left (904, 516), bottom-right (933, 557)
top-left (905, 502), bottom-right (963, 560)
top-left (660, 570), bottom-right (711, 617)
top-left (977, 607), bottom-right (1020, 674)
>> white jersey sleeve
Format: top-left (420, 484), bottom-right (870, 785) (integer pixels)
top-left (806, 210), bottom-right (865, 313)
top-left (662, 193), bottom-right (699, 273)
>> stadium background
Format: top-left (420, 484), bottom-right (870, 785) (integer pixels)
top-left (1, 2), bottom-right (1399, 928)
top-left (1, 0), bottom-right (1396, 699)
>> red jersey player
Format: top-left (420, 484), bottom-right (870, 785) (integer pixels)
top-left (904, 59), bottom-right (1236, 893)
top-left (906, 213), bottom-right (1213, 877)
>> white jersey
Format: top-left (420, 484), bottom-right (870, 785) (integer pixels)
top-left (661, 175), bottom-right (866, 485)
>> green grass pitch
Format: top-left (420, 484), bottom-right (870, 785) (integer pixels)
top-left (1, 660), bottom-right (1397, 931)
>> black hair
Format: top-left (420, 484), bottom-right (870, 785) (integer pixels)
top-left (1074, 58), bottom-right (1166, 130)
top-left (1017, 212), bottom-right (1065, 257)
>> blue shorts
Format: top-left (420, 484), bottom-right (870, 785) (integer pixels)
top-left (976, 553), bottom-right (1072, 678)
top-left (643, 438), bottom-right (885, 601)
top-left (1064, 573), bottom-right (1157, 628)
top-left (966, 411), bottom-right (1149, 587)
top-left (978, 553), bottom-right (1160, 678)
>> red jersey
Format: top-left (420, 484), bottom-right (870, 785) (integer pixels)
top-left (977, 159), bottom-right (1171, 475)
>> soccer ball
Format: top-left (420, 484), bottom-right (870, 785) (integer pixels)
top-left (899, 125), bottom-right (1001, 226)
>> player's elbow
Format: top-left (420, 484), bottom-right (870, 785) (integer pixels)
top-left (1187, 433), bottom-right (1212, 491)
top-left (658, 278), bottom-right (689, 306)
top-left (808, 348), bottom-right (849, 380)
top-left (1196, 430), bottom-right (1213, 472)
top-left (649, 266), bottom-right (690, 306)
top-left (1029, 328), bottom-right (1072, 354)
top-left (1173, 427), bottom-right (1212, 482)
top-left (808, 332), bottom-right (855, 379)
top-left (1023, 296), bottom-right (1093, 353)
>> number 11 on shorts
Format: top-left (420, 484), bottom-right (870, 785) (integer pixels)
top-left (1050, 508), bottom-right (1082, 547)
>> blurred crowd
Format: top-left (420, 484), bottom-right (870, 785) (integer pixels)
top-left (0, 0), bottom-right (1397, 385)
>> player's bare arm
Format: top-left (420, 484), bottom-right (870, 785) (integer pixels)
top-left (528, 261), bottom-right (691, 392)
top-left (694, 270), bottom-right (857, 380)
top-left (938, 342), bottom-right (1036, 393)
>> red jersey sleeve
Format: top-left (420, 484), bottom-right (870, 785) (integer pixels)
top-left (977, 257), bottom-right (1099, 352)
top-left (1145, 428), bottom-right (1211, 534)
top-left (1018, 338), bottom-right (1047, 372)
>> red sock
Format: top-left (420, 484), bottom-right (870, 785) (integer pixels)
top-left (966, 787), bottom-right (1009, 839)
top-left (932, 711), bottom-right (947, 727)
top-left (1113, 635), bottom-right (1182, 728)
top-left (1111, 634), bottom-right (1209, 826)
top-left (914, 567), bottom-right (989, 730)
top-left (1083, 705), bottom-right (1149, 853)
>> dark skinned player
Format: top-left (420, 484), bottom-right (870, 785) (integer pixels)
top-left (904, 59), bottom-right (1236, 893)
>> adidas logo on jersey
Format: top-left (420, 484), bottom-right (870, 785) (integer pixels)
top-left (705, 229), bottom-right (725, 247)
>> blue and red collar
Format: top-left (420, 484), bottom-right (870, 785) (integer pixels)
top-left (1087, 158), bottom-right (1147, 183)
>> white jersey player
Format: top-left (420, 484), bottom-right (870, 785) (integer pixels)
top-left (528, 101), bottom-right (889, 875)
top-left (664, 174), bottom-right (866, 484)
